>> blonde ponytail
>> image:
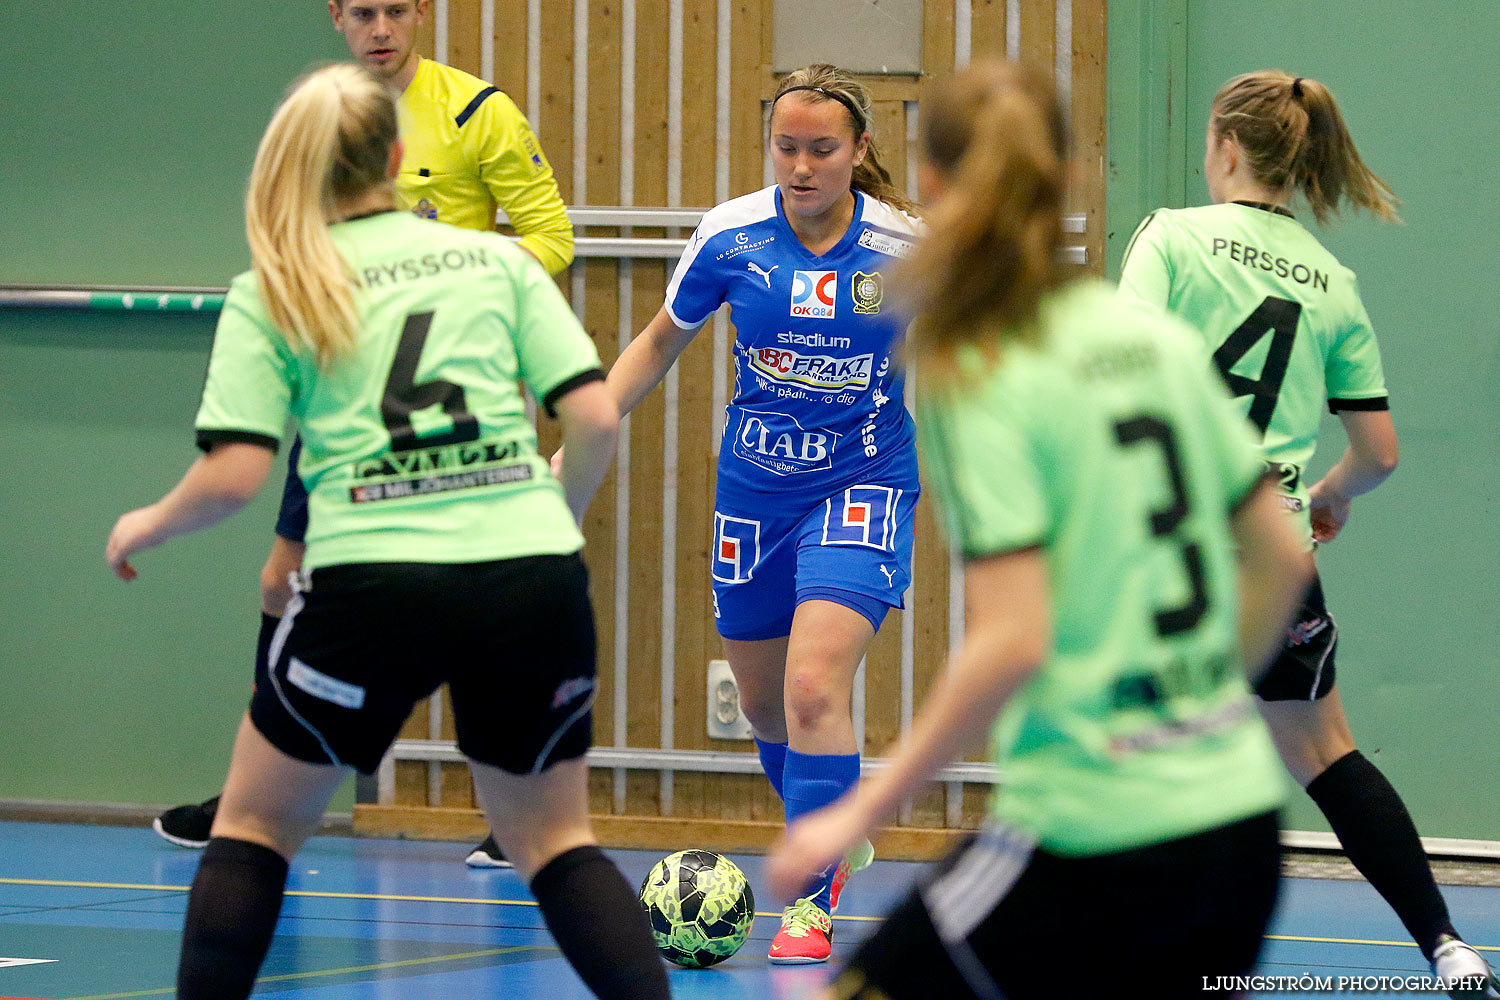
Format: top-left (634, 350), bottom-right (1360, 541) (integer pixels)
top-left (902, 61), bottom-right (1068, 376)
top-left (245, 64), bottom-right (398, 363)
top-left (1211, 70), bottom-right (1398, 225)
top-left (770, 64), bottom-right (919, 216)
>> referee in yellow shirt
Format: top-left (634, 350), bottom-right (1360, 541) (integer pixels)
top-left (153, 0), bottom-right (574, 872)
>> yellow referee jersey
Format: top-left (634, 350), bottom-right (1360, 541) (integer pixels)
top-left (396, 58), bottom-right (574, 275)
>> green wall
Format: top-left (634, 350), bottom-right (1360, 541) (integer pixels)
top-left (1109, 1), bottom-right (1500, 839)
top-left (1, 2), bottom-right (347, 286)
top-left (0, 3), bottom-right (353, 810)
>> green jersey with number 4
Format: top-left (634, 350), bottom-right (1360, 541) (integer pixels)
top-left (1118, 202), bottom-right (1388, 546)
top-left (919, 280), bottom-right (1284, 855)
top-left (195, 211), bottom-right (602, 570)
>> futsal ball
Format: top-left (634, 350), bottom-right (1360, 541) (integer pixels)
top-left (638, 849), bottom-right (756, 968)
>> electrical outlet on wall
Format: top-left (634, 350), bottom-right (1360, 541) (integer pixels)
top-left (706, 659), bottom-right (753, 740)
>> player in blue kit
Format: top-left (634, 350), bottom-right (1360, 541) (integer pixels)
top-left (590, 64), bottom-right (920, 963)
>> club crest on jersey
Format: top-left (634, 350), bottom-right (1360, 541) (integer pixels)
top-left (411, 198), bottom-right (438, 221)
top-left (791, 270), bottom-right (837, 319)
top-left (732, 408), bottom-right (841, 476)
top-left (851, 271), bottom-right (883, 315)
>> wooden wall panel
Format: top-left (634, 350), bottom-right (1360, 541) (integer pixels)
top-left (1020, 0), bottom-right (1058, 69)
top-left (358, 0), bottom-right (1112, 854)
top-left (971, 0), bottom-right (1008, 59)
top-left (492, 2), bottom-right (528, 102)
top-left (447, 0), bottom-right (483, 77)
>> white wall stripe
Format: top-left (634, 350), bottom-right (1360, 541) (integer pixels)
top-left (480, 0), bottom-right (494, 82)
top-left (526, 0), bottom-right (541, 127)
top-left (852, 656), bottom-right (866, 754)
top-left (613, 289), bottom-right (633, 815)
top-left (1055, 0), bottom-right (1073, 117)
top-left (667, 0), bottom-right (684, 208)
top-left (614, 0), bottom-right (637, 817)
top-left (1006, 0), bottom-right (1020, 61)
top-left (428, 693), bottom-right (444, 805)
top-left (711, 1), bottom-right (731, 451)
top-left (572, 0), bottom-right (588, 207)
top-left (660, 368), bottom-right (679, 815)
top-left (658, 0), bottom-right (686, 817)
top-left (621, 0), bottom-right (636, 206)
top-left (715, 0), bottom-right (731, 204)
top-left (434, 0), bottom-right (450, 64)
top-left (954, 0), bottom-right (972, 68)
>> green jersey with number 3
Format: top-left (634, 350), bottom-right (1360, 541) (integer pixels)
top-left (1118, 202), bottom-right (1388, 545)
top-left (195, 211), bottom-right (602, 570)
top-left (919, 280), bottom-right (1284, 855)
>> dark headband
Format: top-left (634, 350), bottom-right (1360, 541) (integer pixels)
top-left (772, 85), bottom-right (867, 132)
top-left (1291, 77), bottom-right (1305, 98)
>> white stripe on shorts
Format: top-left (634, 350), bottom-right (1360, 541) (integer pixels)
top-left (266, 573), bottom-right (345, 768)
top-left (920, 821), bottom-right (1038, 1000)
top-left (530, 684), bottom-right (598, 775)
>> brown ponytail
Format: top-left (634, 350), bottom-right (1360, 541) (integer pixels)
top-left (245, 64), bottom-right (398, 363)
top-left (1211, 70), bottom-right (1398, 225)
top-left (902, 61), bottom-right (1068, 376)
top-left (769, 64), bottom-right (918, 216)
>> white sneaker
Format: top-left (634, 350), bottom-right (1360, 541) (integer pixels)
top-left (1432, 935), bottom-right (1500, 999)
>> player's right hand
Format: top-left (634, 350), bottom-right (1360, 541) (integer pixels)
top-left (106, 506), bottom-right (158, 581)
top-left (549, 446), bottom-right (565, 478)
top-left (1307, 480), bottom-right (1350, 543)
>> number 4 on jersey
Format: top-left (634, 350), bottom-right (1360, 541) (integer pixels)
top-left (1212, 296), bottom-right (1302, 435)
top-left (380, 311), bottom-right (479, 452)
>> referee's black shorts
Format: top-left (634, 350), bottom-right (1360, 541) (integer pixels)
top-left (250, 552), bottom-right (596, 775)
top-left (832, 811), bottom-right (1280, 1000)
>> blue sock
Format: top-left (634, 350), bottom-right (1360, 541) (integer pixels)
top-left (782, 749), bottom-right (860, 912)
top-left (755, 737), bottom-right (789, 803)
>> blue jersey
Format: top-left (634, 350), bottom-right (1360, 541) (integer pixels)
top-left (666, 186), bottom-right (921, 510)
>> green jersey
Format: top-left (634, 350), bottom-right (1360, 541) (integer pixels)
top-left (195, 211), bottom-right (602, 570)
top-left (1118, 202), bottom-right (1388, 545)
top-left (918, 281), bottom-right (1283, 855)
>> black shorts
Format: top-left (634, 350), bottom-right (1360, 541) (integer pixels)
top-left (274, 437), bottom-right (309, 542)
top-left (834, 811), bottom-right (1281, 1000)
top-left (250, 552), bottom-right (596, 775)
top-left (1254, 573), bottom-right (1338, 702)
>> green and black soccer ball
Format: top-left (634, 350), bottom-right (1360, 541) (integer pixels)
top-left (638, 849), bottom-right (756, 968)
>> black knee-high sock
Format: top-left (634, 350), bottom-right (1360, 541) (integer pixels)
top-left (530, 845), bottom-right (670, 1000)
top-left (177, 837), bottom-right (290, 999)
top-left (1306, 751), bottom-right (1457, 959)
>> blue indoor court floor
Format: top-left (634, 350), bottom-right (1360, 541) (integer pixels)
top-left (0, 820), bottom-right (1495, 999)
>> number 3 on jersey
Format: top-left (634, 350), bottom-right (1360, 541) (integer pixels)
top-left (1113, 416), bottom-right (1208, 637)
top-left (1213, 295), bottom-right (1302, 435)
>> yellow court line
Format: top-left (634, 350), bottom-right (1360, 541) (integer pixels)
top-left (67, 945), bottom-right (550, 1000)
top-left (4, 877), bottom-right (1494, 948)
top-left (0, 877), bottom-right (532, 908)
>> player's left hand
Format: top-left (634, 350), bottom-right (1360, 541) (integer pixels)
top-left (106, 506), bottom-right (160, 581)
top-left (767, 799), bottom-right (866, 903)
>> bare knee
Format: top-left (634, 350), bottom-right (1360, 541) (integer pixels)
top-left (784, 667), bottom-right (844, 732)
top-left (1259, 698), bottom-right (1357, 787)
top-left (738, 682), bottom-right (788, 739)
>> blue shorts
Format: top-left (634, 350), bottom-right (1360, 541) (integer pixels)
top-left (274, 437), bottom-right (309, 542)
top-left (711, 483), bottom-right (917, 641)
